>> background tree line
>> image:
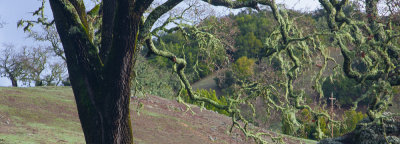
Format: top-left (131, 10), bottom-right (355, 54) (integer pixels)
top-left (0, 26), bottom-right (68, 87)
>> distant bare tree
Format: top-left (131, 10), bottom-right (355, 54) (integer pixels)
top-left (28, 25), bottom-right (68, 86)
top-left (43, 61), bottom-right (66, 86)
top-left (0, 44), bottom-right (26, 87)
top-left (19, 46), bottom-right (49, 86)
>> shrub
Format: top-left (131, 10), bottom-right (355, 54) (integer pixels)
top-left (233, 56), bottom-right (255, 80)
top-left (341, 110), bottom-right (365, 134)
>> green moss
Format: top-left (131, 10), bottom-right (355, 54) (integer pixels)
top-left (281, 108), bottom-right (300, 136)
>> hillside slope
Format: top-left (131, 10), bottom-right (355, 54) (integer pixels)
top-left (0, 87), bottom-right (316, 144)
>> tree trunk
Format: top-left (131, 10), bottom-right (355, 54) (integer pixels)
top-left (67, 71), bottom-right (134, 144)
top-left (35, 80), bottom-right (43, 86)
top-left (49, 0), bottom-right (140, 143)
top-left (10, 76), bottom-right (17, 87)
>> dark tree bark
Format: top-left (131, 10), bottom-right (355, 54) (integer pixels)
top-left (34, 80), bottom-right (43, 86)
top-left (48, 0), bottom-right (147, 143)
top-left (3, 67), bottom-right (19, 87)
top-left (10, 75), bottom-right (18, 87)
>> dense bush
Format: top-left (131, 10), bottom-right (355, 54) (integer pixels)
top-left (233, 10), bottom-right (275, 60)
top-left (233, 56), bottom-right (255, 80)
top-left (341, 110), bottom-right (365, 133)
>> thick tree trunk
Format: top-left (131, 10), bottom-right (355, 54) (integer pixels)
top-left (68, 72), bottom-right (133, 144)
top-left (49, 0), bottom-right (140, 143)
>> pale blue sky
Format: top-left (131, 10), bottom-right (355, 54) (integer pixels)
top-left (0, 0), bottom-right (320, 87)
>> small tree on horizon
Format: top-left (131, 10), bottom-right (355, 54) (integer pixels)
top-left (21, 46), bottom-right (49, 86)
top-left (0, 44), bottom-right (27, 87)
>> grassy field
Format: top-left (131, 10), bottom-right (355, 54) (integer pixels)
top-left (0, 87), bottom-right (84, 144)
top-left (0, 86), bottom-right (317, 144)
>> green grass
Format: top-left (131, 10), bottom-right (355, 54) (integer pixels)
top-left (0, 122), bottom-right (84, 144)
top-left (0, 86), bottom-right (84, 144)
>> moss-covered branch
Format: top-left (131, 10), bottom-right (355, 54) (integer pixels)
top-left (202, 0), bottom-right (270, 10)
top-left (139, 0), bottom-right (183, 40)
top-left (145, 38), bottom-right (229, 109)
top-left (317, 0), bottom-right (400, 131)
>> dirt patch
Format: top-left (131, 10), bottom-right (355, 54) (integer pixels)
top-left (131, 95), bottom-right (315, 144)
top-left (131, 95), bottom-right (251, 144)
